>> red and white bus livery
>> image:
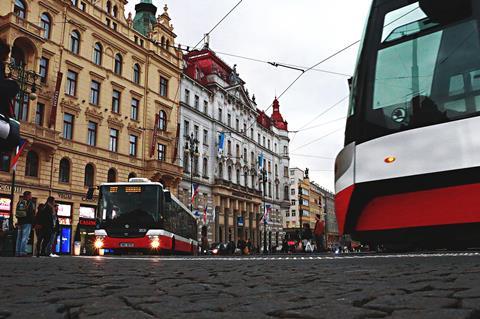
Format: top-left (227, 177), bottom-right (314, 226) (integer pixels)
top-left (335, 0), bottom-right (480, 248)
top-left (94, 179), bottom-right (198, 254)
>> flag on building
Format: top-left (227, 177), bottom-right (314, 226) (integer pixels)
top-left (218, 132), bottom-right (225, 155)
top-left (191, 183), bottom-right (199, 204)
top-left (203, 205), bottom-right (207, 224)
top-left (10, 139), bottom-right (28, 171)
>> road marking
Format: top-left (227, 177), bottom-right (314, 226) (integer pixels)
top-left (75, 252), bottom-right (480, 262)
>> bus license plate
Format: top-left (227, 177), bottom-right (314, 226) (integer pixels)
top-left (120, 242), bottom-right (134, 247)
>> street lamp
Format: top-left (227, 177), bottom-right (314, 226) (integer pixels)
top-left (184, 133), bottom-right (199, 212)
top-left (3, 60), bottom-right (39, 231)
top-left (260, 167), bottom-right (267, 254)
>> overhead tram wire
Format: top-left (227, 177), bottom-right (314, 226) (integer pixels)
top-left (292, 127), bottom-right (344, 152)
top-left (192, 0), bottom-right (243, 50)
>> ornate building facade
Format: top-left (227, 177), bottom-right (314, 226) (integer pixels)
top-left (178, 47), bottom-right (290, 250)
top-left (0, 0), bottom-right (183, 254)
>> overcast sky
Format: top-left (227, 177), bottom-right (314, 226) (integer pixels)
top-left (125, 0), bottom-right (373, 191)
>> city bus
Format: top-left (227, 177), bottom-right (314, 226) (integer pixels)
top-left (335, 0), bottom-right (480, 249)
top-left (94, 178), bottom-right (198, 254)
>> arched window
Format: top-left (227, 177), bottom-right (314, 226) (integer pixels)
top-left (183, 151), bottom-right (189, 172)
top-left (70, 30), bottom-right (80, 54)
top-left (14, 0), bottom-right (26, 19)
top-left (84, 164), bottom-right (95, 187)
top-left (202, 158), bottom-right (208, 176)
top-left (166, 39), bottom-right (170, 50)
top-left (59, 158), bottom-right (70, 183)
top-left (227, 140), bottom-right (232, 155)
top-left (93, 42), bottom-right (102, 65)
top-left (218, 162), bottom-right (223, 178)
top-left (128, 172), bottom-right (136, 181)
top-left (227, 166), bottom-right (232, 181)
top-left (161, 36), bottom-right (165, 48)
top-left (40, 13), bottom-right (51, 39)
top-left (106, 1), bottom-right (111, 14)
top-left (114, 53), bottom-right (122, 75)
top-left (158, 110), bottom-right (167, 131)
top-left (244, 171), bottom-right (248, 187)
top-left (113, 5), bottom-right (118, 18)
top-left (25, 151), bottom-right (39, 177)
top-left (133, 63), bottom-right (140, 84)
top-left (107, 168), bottom-right (116, 182)
top-left (236, 169), bottom-right (240, 185)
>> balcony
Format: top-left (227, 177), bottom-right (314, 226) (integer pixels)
top-left (20, 122), bottom-right (61, 153)
top-left (2, 13), bottom-right (43, 39)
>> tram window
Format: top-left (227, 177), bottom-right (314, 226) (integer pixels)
top-left (381, 3), bottom-right (428, 43)
top-left (448, 75), bottom-right (465, 96)
top-left (470, 70), bottom-right (480, 91)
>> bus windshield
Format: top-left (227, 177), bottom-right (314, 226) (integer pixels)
top-left (97, 185), bottom-right (161, 226)
top-left (364, 1), bottom-right (480, 140)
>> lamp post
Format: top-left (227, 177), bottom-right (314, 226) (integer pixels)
top-left (260, 167), bottom-right (267, 254)
top-left (4, 60), bottom-right (39, 231)
top-left (184, 132), bottom-right (199, 212)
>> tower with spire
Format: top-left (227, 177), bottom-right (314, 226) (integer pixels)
top-left (132, 0), bottom-right (157, 36)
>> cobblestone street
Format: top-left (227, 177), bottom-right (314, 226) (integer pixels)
top-left (1, 253), bottom-right (480, 319)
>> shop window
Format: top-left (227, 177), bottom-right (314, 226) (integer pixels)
top-left (25, 151), bottom-right (39, 177)
top-left (84, 164), bottom-right (94, 187)
top-left (59, 158), bottom-right (70, 183)
top-left (107, 168), bottom-right (116, 182)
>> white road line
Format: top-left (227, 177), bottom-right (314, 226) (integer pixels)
top-left (75, 252), bottom-right (480, 262)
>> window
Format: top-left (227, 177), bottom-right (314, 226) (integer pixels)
top-left (39, 57), bottom-right (49, 83)
top-left (63, 113), bottom-right (73, 140)
top-left (203, 101), bottom-right (208, 114)
top-left (14, 94), bottom-right (28, 122)
top-left (113, 5), bottom-right (118, 17)
top-left (90, 80), bottom-right (100, 105)
top-left (157, 144), bottom-right (166, 161)
top-left (268, 182), bottom-right (272, 197)
top-left (194, 95), bottom-right (199, 109)
top-left (243, 123), bottom-right (247, 134)
top-left (114, 53), bottom-right (122, 75)
top-left (218, 108), bottom-right (222, 121)
top-left (129, 135), bottom-right (137, 157)
top-left (87, 121), bottom-right (97, 146)
top-left (59, 158), bottom-right (70, 183)
top-left (227, 140), bottom-right (232, 155)
top-left (65, 70), bottom-right (77, 96)
top-left (183, 120), bottom-right (189, 137)
top-left (93, 42), bottom-right (102, 65)
top-left (257, 133), bottom-right (261, 144)
top-left (184, 89), bottom-right (190, 104)
top-left (291, 188), bottom-right (295, 195)
top-left (250, 151), bottom-right (254, 164)
top-left (133, 64), bottom-right (141, 84)
top-left (263, 136), bottom-right (266, 147)
top-left (250, 128), bottom-right (254, 139)
top-left (106, 1), bottom-right (111, 14)
top-left (194, 125), bottom-right (199, 140)
top-left (275, 184), bottom-right (279, 200)
top-left (70, 30), bottom-right (80, 54)
top-left (202, 157), bottom-right (208, 176)
top-left (71, 0), bottom-right (78, 6)
top-left (111, 90), bottom-right (120, 113)
top-left (130, 98), bottom-right (139, 121)
top-left (41, 13), bottom-right (51, 39)
top-left (25, 151), bottom-right (38, 177)
top-left (275, 164), bottom-right (278, 177)
top-left (284, 166), bottom-right (289, 177)
top-left (107, 168), bottom-right (116, 182)
top-left (236, 144), bottom-right (240, 158)
top-left (160, 76), bottom-right (168, 97)
top-left (109, 128), bottom-right (118, 152)
top-left (0, 153), bottom-right (10, 172)
top-left (291, 199), bottom-right (296, 206)
top-left (291, 211), bottom-right (296, 217)
top-left (158, 110), bottom-right (167, 131)
top-left (84, 164), bottom-right (94, 187)
top-left (227, 114), bottom-right (231, 126)
top-left (183, 151), bottom-right (189, 172)
top-left (203, 129), bottom-right (208, 145)
top-left (80, 2), bottom-right (86, 11)
top-left (244, 171), bottom-right (248, 187)
top-left (284, 186), bottom-right (289, 200)
top-left (236, 119), bottom-right (239, 131)
top-left (35, 103), bottom-right (44, 126)
top-left (218, 163), bottom-right (223, 178)
top-left (283, 146), bottom-right (288, 155)
top-left (274, 143), bottom-right (277, 152)
top-left (14, 0), bottom-right (26, 19)
top-left (227, 166), bottom-right (232, 181)
top-left (193, 156), bottom-right (199, 175)
top-left (236, 169), bottom-right (240, 185)
top-left (268, 139), bottom-right (271, 150)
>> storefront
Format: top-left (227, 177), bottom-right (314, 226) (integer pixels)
top-left (55, 202), bottom-right (73, 255)
top-left (75, 205), bottom-right (96, 255)
top-left (0, 195), bottom-right (11, 230)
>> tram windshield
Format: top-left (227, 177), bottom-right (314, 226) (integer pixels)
top-left (97, 185), bottom-right (161, 226)
top-left (364, 1), bottom-right (480, 140)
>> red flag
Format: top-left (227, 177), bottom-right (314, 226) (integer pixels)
top-left (10, 139), bottom-right (28, 170)
top-left (191, 183), bottom-right (199, 204)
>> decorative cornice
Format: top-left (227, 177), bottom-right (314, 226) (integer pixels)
top-left (107, 115), bottom-right (124, 130)
top-left (85, 107), bottom-right (104, 122)
top-left (127, 122), bottom-right (143, 135)
top-left (89, 71), bottom-right (106, 81)
top-left (60, 98), bottom-right (81, 117)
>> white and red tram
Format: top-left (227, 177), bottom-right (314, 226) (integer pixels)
top-left (335, 0), bottom-right (480, 248)
top-left (94, 178), bottom-right (198, 254)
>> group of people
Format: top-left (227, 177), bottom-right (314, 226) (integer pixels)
top-left (15, 191), bottom-right (60, 257)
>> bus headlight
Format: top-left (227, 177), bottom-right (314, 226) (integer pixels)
top-left (151, 238), bottom-right (160, 249)
top-left (94, 238), bottom-right (104, 249)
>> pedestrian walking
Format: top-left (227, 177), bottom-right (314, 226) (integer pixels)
top-left (34, 197), bottom-right (55, 257)
top-left (15, 191), bottom-right (35, 257)
top-left (314, 214), bottom-right (325, 252)
top-left (45, 203), bottom-right (60, 257)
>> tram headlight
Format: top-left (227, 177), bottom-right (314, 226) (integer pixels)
top-left (94, 238), bottom-right (104, 249)
top-left (150, 236), bottom-right (160, 249)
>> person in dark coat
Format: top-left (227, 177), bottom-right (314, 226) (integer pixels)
top-left (34, 197), bottom-right (55, 257)
top-left (15, 191), bottom-right (35, 257)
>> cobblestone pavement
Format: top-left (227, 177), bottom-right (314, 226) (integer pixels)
top-left (1, 252), bottom-right (480, 319)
